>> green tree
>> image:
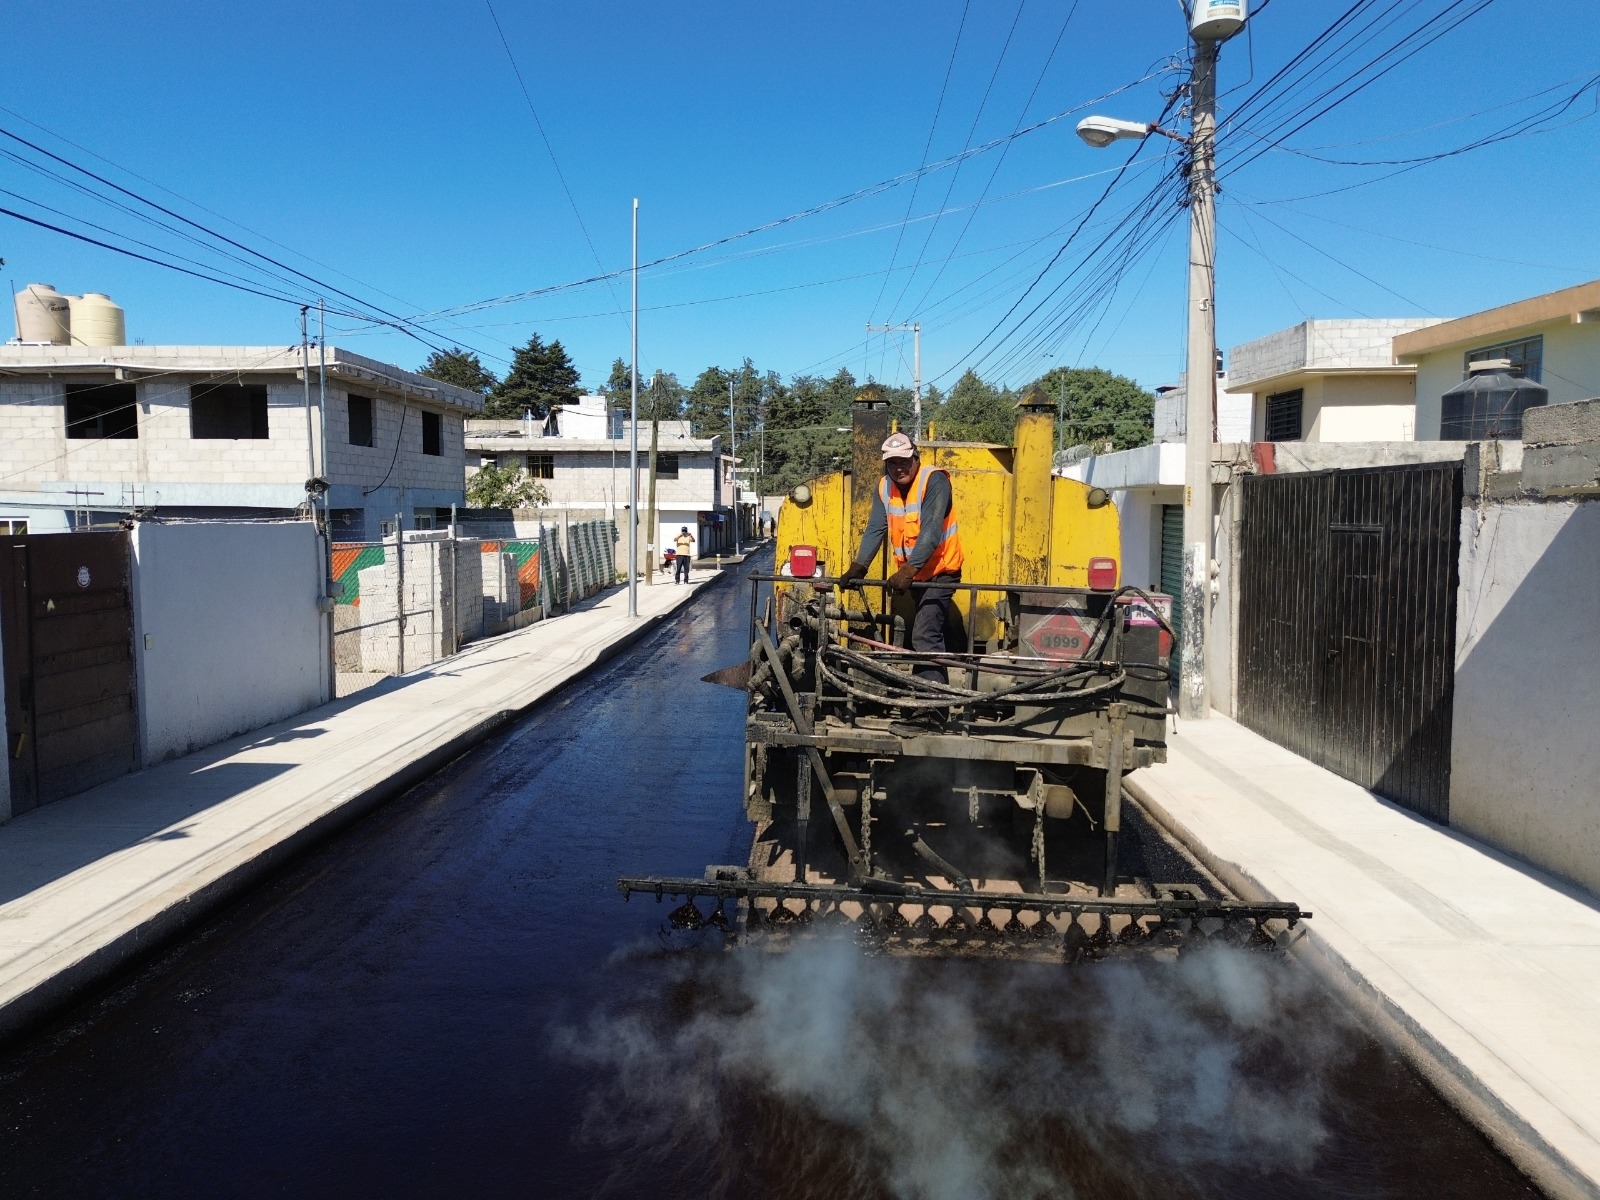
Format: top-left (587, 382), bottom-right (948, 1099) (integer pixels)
top-left (1033, 366), bottom-right (1154, 452)
top-left (466, 464), bottom-right (550, 510)
top-left (642, 370), bottom-right (686, 421)
top-left (486, 333), bottom-right (581, 419)
top-left (933, 370), bottom-right (1015, 444)
top-left (603, 357), bottom-right (633, 409)
top-left (418, 348), bottom-right (497, 395)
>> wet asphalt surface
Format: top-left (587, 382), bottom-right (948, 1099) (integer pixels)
top-left (0, 555), bottom-right (1542, 1199)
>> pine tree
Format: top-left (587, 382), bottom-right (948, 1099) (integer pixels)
top-left (418, 348), bottom-right (497, 395)
top-left (486, 334), bottom-right (582, 419)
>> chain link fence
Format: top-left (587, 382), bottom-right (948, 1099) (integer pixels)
top-left (331, 518), bottom-right (618, 698)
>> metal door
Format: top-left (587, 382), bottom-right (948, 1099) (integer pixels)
top-left (0, 532), bottom-right (138, 812)
top-left (1159, 504), bottom-right (1184, 650)
top-left (1237, 463), bottom-right (1460, 823)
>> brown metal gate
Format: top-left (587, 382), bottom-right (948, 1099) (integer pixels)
top-left (1236, 463), bottom-right (1460, 823)
top-left (0, 532), bottom-right (138, 814)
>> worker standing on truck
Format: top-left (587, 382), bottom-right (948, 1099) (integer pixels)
top-left (839, 432), bottom-right (964, 684)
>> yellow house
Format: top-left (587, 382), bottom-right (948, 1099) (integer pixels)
top-left (1395, 278), bottom-right (1600, 440)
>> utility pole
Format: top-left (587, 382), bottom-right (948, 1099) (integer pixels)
top-left (628, 199), bottom-right (639, 618)
top-left (866, 321), bottom-right (922, 439)
top-left (1056, 373), bottom-right (1068, 457)
top-left (646, 373), bottom-right (659, 587)
top-left (729, 376), bottom-right (741, 556)
top-left (1179, 38), bottom-right (1219, 721)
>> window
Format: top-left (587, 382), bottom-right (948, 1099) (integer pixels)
top-left (190, 382), bottom-right (268, 439)
top-left (1265, 389), bottom-right (1303, 441)
top-left (347, 393), bottom-right (374, 447)
top-left (1466, 335), bottom-right (1543, 382)
top-left (413, 511), bottom-right (435, 530)
top-left (525, 452), bottom-right (554, 479)
top-left (656, 452), bottom-right (679, 480)
top-left (329, 509), bottom-right (365, 541)
top-left (65, 383), bottom-right (138, 440)
top-left (0, 519), bottom-right (28, 535)
top-left (421, 410), bottom-right (442, 456)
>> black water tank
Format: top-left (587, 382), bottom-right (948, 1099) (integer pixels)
top-left (1439, 366), bottom-right (1547, 439)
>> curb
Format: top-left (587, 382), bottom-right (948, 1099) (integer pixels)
top-left (0, 574), bottom-right (727, 1048)
top-left (1124, 775), bottom-right (1600, 1200)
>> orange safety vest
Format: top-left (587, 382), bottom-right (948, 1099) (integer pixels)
top-left (881, 464), bottom-right (963, 581)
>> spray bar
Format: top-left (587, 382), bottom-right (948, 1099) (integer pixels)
top-left (617, 874), bottom-right (1309, 927)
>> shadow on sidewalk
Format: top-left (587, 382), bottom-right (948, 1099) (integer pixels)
top-left (0, 760), bottom-right (295, 909)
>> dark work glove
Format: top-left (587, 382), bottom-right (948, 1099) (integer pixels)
top-left (838, 562), bottom-right (867, 585)
top-left (888, 563), bottom-right (917, 592)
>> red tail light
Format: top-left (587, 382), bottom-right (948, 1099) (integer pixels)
top-left (1087, 556), bottom-right (1118, 591)
top-left (789, 545), bottom-right (817, 578)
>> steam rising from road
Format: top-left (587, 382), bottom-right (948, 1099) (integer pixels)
top-left (555, 936), bottom-right (1351, 1199)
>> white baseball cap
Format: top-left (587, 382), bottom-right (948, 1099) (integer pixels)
top-left (880, 432), bottom-right (917, 460)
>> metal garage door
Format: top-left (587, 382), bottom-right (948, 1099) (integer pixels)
top-left (1236, 463), bottom-right (1460, 823)
top-left (0, 532), bottom-right (138, 813)
top-left (1159, 504), bottom-right (1184, 650)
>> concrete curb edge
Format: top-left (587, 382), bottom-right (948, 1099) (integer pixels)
top-left (1125, 774), bottom-right (1600, 1200)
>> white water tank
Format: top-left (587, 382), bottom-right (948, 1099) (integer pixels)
top-left (13, 283), bottom-right (72, 344)
top-left (1190, 0), bottom-right (1247, 41)
top-left (67, 292), bottom-right (126, 346)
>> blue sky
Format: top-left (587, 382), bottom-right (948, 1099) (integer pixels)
top-left (2, 1), bottom-right (1597, 394)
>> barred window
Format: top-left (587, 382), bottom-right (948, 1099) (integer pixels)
top-left (526, 453), bottom-right (555, 479)
top-left (1265, 389), bottom-right (1303, 442)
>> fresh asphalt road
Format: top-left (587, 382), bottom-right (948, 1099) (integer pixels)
top-left (0, 555), bottom-right (1540, 1199)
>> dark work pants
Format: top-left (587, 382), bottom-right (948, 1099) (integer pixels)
top-left (675, 554), bottom-right (691, 583)
top-left (910, 571), bottom-right (960, 683)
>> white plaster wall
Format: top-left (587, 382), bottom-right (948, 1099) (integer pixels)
top-left (131, 521), bottom-right (329, 765)
top-left (1414, 320), bottom-right (1600, 439)
top-left (1451, 499), bottom-right (1600, 896)
top-left (1312, 374), bottom-right (1417, 441)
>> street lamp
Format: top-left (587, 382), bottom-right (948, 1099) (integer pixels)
top-left (1076, 20), bottom-right (1236, 722)
top-left (1074, 115), bottom-right (1159, 148)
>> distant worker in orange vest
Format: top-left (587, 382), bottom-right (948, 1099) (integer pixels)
top-left (839, 432), bottom-right (964, 684)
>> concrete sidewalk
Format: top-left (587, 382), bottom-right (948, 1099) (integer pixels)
top-left (0, 570), bottom-right (720, 1044)
top-left (1127, 714), bottom-right (1600, 1200)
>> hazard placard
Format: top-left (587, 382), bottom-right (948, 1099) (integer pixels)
top-left (1018, 596), bottom-right (1096, 661)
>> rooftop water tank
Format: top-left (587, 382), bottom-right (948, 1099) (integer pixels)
top-left (1190, 0), bottom-right (1248, 41)
top-left (13, 283), bottom-right (71, 344)
top-left (67, 292), bottom-right (126, 347)
top-left (1439, 360), bottom-right (1548, 440)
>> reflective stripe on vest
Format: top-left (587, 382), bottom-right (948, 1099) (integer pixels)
top-left (879, 465), bottom-right (964, 581)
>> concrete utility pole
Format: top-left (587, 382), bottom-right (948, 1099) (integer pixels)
top-left (1179, 39), bottom-right (1218, 722)
top-left (866, 321), bottom-right (922, 439)
top-left (628, 199), bottom-right (639, 618)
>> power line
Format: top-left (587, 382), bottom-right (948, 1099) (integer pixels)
top-left (868, 0), bottom-right (972, 325)
top-left (0, 125), bottom-right (503, 363)
top-left (416, 70), bottom-right (1173, 323)
top-left (882, 0), bottom-right (1026, 322)
top-left (940, 88), bottom-right (1183, 383)
top-left (481, 0), bottom-right (631, 345)
top-left (904, 0), bottom-right (1087, 320)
